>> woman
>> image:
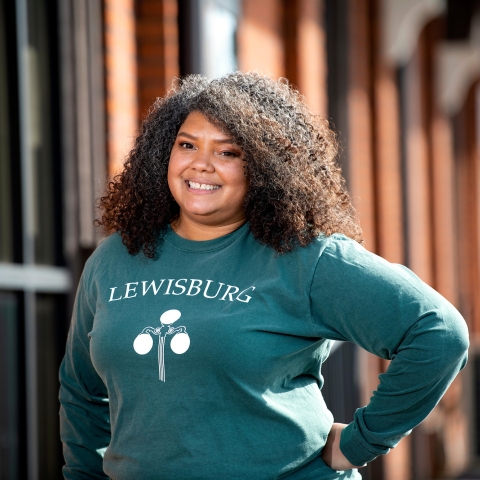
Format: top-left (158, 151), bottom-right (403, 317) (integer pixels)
top-left (60, 72), bottom-right (469, 479)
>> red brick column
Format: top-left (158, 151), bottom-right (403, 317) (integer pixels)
top-left (403, 42), bottom-right (434, 286)
top-left (237, 0), bottom-right (285, 78)
top-left (104, 0), bottom-right (138, 175)
top-left (456, 82), bottom-right (480, 337)
top-left (371, 2), bottom-right (403, 265)
top-left (283, 0), bottom-right (327, 116)
top-left (136, 0), bottom-right (179, 122)
top-left (424, 20), bottom-right (457, 305)
top-left (347, 0), bottom-right (377, 252)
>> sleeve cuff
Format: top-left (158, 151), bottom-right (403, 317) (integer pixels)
top-left (339, 418), bottom-right (390, 467)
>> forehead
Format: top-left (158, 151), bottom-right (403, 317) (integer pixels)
top-left (178, 111), bottom-right (232, 139)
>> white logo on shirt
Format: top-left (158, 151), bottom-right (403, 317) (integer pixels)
top-left (133, 309), bottom-right (190, 381)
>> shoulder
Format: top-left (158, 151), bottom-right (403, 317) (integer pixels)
top-left (312, 233), bottom-right (453, 313)
top-left (88, 231), bottom-right (126, 261)
top-left (314, 233), bottom-right (387, 269)
top-left (298, 232), bottom-right (367, 267)
top-left (82, 232), bottom-right (131, 281)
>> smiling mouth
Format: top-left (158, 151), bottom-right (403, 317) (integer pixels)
top-left (187, 181), bottom-right (221, 191)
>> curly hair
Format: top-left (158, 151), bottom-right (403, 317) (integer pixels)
top-left (97, 71), bottom-right (363, 257)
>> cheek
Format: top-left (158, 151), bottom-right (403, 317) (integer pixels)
top-left (167, 152), bottom-right (187, 179)
top-left (167, 161), bottom-right (174, 182)
top-left (224, 163), bottom-right (248, 189)
top-left (235, 170), bottom-right (249, 197)
top-left (167, 156), bottom-right (183, 200)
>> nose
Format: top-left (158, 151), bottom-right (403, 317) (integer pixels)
top-left (191, 148), bottom-right (215, 172)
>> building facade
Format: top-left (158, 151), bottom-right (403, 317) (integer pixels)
top-left (1, 0), bottom-right (480, 478)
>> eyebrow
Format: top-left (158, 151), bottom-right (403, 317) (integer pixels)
top-left (176, 131), bottom-right (236, 145)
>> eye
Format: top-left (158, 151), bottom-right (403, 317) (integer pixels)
top-left (219, 150), bottom-right (241, 158)
top-left (179, 142), bottom-right (194, 149)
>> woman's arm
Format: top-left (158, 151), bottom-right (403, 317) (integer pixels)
top-left (310, 235), bottom-right (469, 468)
top-left (321, 423), bottom-right (362, 470)
top-left (59, 272), bottom-right (111, 479)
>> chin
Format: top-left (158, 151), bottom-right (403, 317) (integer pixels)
top-left (183, 210), bottom-right (219, 221)
top-left (182, 202), bottom-right (221, 217)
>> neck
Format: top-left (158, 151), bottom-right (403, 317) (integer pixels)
top-left (171, 215), bottom-right (247, 241)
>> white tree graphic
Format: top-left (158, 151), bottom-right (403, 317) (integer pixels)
top-left (133, 309), bottom-right (190, 381)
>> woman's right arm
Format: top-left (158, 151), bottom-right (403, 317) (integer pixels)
top-left (59, 271), bottom-right (110, 479)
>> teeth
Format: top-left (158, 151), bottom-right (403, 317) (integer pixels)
top-left (188, 181), bottom-right (220, 190)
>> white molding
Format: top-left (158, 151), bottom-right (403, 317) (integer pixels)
top-left (437, 13), bottom-right (480, 116)
top-left (437, 41), bottom-right (480, 116)
top-left (382, 0), bottom-right (446, 65)
top-left (0, 263), bottom-right (72, 292)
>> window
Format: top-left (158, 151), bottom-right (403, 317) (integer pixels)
top-left (0, 0), bottom-right (70, 477)
top-left (179, 0), bottom-right (239, 78)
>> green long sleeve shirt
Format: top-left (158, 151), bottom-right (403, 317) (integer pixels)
top-left (59, 223), bottom-right (469, 479)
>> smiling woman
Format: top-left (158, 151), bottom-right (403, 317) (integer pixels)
top-left (60, 72), bottom-right (469, 480)
top-left (167, 111), bottom-right (249, 239)
top-left (94, 72), bottom-right (362, 258)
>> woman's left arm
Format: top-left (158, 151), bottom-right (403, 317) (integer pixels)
top-left (310, 235), bottom-right (469, 468)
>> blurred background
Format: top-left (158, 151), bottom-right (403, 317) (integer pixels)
top-left (1, 0), bottom-right (480, 478)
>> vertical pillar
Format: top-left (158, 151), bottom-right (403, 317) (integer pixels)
top-left (161, 0), bottom-right (179, 86)
top-left (455, 83), bottom-right (480, 335)
top-left (104, 0), bottom-right (138, 175)
top-left (401, 43), bottom-right (433, 286)
top-left (283, 0), bottom-right (328, 116)
top-left (430, 113), bottom-right (456, 300)
top-left (426, 21), bottom-right (457, 305)
top-left (136, 0), bottom-right (179, 122)
top-left (347, 0), bottom-right (376, 251)
top-left (14, 1), bottom-right (38, 477)
top-left (372, 1), bottom-right (403, 264)
top-left (237, 0), bottom-right (284, 78)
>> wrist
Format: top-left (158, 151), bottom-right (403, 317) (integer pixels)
top-left (339, 422), bottom-right (375, 467)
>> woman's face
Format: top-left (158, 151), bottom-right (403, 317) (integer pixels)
top-left (168, 111), bottom-right (248, 229)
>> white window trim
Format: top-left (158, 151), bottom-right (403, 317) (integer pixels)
top-left (0, 263), bottom-right (71, 292)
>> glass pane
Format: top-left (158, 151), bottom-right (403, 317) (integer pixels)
top-left (36, 293), bottom-right (68, 479)
top-left (27, 0), bottom-right (62, 265)
top-left (203, 0), bottom-right (238, 78)
top-left (0, 291), bottom-right (26, 480)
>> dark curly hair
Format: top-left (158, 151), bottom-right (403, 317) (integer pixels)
top-left (96, 71), bottom-right (363, 257)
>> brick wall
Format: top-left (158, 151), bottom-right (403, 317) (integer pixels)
top-left (284, 0), bottom-right (328, 116)
top-left (347, 0), bottom-right (377, 251)
top-left (136, 0), bottom-right (179, 122)
top-left (371, 0), bottom-right (404, 265)
top-left (104, 0), bottom-right (179, 173)
top-left (104, 0), bottom-right (138, 175)
top-left (456, 82), bottom-right (480, 337)
top-left (238, 0), bottom-right (327, 116)
top-left (237, 0), bottom-right (285, 78)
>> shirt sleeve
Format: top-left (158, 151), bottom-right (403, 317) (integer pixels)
top-left (59, 268), bottom-right (110, 479)
top-left (309, 235), bottom-right (469, 467)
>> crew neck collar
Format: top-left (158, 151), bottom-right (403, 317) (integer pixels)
top-left (164, 222), bottom-right (249, 253)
